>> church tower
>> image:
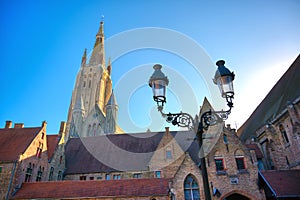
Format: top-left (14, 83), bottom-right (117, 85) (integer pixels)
top-left (66, 20), bottom-right (120, 138)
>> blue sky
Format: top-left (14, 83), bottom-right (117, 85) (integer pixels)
top-left (1, 0), bottom-right (299, 133)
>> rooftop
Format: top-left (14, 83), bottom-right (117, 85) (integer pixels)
top-left (12, 178), bottom-right (171, 199)
top-left (259, 169), bottom-right (300, 198)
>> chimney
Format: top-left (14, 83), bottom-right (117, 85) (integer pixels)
top-left (5, 121), bottom-right (12, 128)
top-left (165, 127), bottom-right (170, 135)
top-left (14, 123), bottom-right (24, 128)
top-left (226, 124), bottom-right (231, 130)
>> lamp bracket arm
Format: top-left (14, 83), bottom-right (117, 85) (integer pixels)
top-left (157, 106), bottom-right (195, 130)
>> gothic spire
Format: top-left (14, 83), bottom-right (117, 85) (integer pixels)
top-left (89, 20), bottom-right (105, 67)
top-left (81, 48), bottom-right (87, 67)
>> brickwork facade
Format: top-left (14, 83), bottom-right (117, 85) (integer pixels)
top-left (254, 100), bottom-right (300, 170)
top-left (207, 126), bottom-right (265, 200)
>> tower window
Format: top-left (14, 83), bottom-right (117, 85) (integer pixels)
top-left (83, 81), bottom-right (86, 87)
top-left (89, 80), bottom-right (91, 88)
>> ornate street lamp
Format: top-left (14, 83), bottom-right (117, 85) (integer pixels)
top-left (148, 60), bottom-right (235, 200)
top-left (149, 64), bottom-right (169, 107)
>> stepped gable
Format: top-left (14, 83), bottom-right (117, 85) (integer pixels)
top-left (245, 143), bottom-right (263, 159)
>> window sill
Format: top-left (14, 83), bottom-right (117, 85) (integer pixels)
top-left (216, 171), bottom-right (227, 175)
top-left (238, 169), bottom-right (249, 174)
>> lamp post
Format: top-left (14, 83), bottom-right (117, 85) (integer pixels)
top-left (148, 61), bottom-right (235, 200)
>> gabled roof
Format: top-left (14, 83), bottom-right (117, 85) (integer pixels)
top-left (259, 170), bottom-right (300, 198)
top-left (12, 178), bottom-right (171, 199)
top-left (46, 134), bottom-right (60, 161)
top-left (65, 130), bottom-right (199, 174)
top-left (0, 127), bottom-right (42, 162)
top-left (245, 144), bottom-right (263, 159)
top-left (238, 54), bottom-right (300, 141)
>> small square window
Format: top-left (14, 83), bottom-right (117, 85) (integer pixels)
top-left (113, 174), bottom-right (121, 180)
top-left (133, 173), bottom-right (142, 179)
top-left (166, 150), bottom-right (172, 159)
top-left (215, 158), bottom-right (225, 171)
top-left (155, 171), bottom-right (161, 178)
top-left (79, 176), bottom-right (86, 180)
top-left (97, 177), bottom-right (102, 180)
top-left (89, 177), bottom-right (94, 180)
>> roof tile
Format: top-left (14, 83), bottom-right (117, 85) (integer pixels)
top-left (0, 127), bottom-right (42, 162)
top-left (260, 169), bottom-right (300, 197)
top-left (12, 178), bottom-right (171, 199)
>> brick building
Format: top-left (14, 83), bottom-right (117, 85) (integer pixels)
top-left (2, 20), bottom-right (299, 200)
top-left (0, 121), bottom-right (48, 199)
top-left (238, 54), bottom-right (300, 199)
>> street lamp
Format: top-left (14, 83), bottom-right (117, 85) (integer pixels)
top-left (148, 60), bottom-right (235, 200)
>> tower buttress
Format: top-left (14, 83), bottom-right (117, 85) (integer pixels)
top-left (105, 91), bottom-right (118, 133)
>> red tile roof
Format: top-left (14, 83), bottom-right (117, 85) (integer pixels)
top-left (245, 144), bottom-right (263, 159)
top-left (12, 178), bottom-right (171, 199)
top-left (0, 127), bottom-right (42, 162)
top-left (46, 134), bottom-right (59, 160)
top-left (259, 170), bottom-right (300, 198)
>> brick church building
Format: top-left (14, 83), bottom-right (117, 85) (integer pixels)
top-left (1, 21), bottom-right (299, 200)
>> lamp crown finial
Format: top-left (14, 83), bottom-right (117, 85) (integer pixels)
top-left (216, 60), bottom-right (225, 67)
top-left (153, 64), bottom-right (162, 70)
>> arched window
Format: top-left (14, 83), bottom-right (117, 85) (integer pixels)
top-left (184, 174), bottom-right (200, 200)
top-left (279, 124), bottom-right (289, 143)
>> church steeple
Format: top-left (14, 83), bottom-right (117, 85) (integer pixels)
top-left (89, 20), bottom-right (105, 67)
